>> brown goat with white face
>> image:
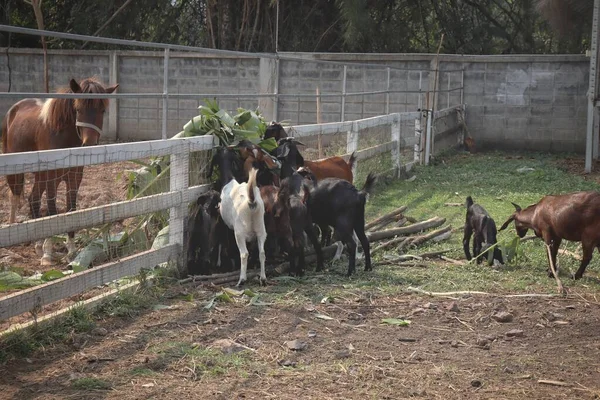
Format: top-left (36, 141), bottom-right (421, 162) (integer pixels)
top-left (499, 191), bottom-right (600, 279)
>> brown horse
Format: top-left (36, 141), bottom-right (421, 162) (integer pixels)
top-left (1, 77), bottom-right (119, 265)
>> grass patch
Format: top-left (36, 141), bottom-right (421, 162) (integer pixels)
top-left (147, 341), bottom-right (252, 377)
top-left (71, 377), bottom-right (112, 390)
top-left (128, 367), bottom-right (159, 377)
top-left (359, 150), bottom-right (600, 294)
top-left (0, 281), bottom-right (163, 363)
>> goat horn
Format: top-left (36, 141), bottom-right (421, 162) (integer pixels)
top-left (510, 202), bottom-right (522, 212)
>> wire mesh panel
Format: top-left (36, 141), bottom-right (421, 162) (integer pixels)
top-left (0, 136), bottom-right (213, 325)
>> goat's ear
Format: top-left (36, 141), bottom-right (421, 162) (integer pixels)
top-left (297, 151), bottom-right (305, 166)
top-left (510, 202), bottom-right (522, 212)
top-left (292, 139), bottom-right (306, 146)
top-left (498, 215), bottom-right (514, 231)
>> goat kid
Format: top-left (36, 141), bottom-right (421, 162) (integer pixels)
top-left (499, 191), bottom-right (600, 280)
top-left (219, 159), bottom-right (268, 286)
top-left (463, 196), bottom-right (503, 265)
top-left (263, 121), bottom-right (287, 142)
top-left (305, 172), bottom-right (377, 277)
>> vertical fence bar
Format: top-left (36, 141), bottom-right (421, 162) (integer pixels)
top-left (273, 58), bottom-right (280, 121)
top-left (460, 68), bottom-right (464, 105)
top-left (414, 117), bottom-right (421, 164)
top-left (424, 110), bottom-right (433, 166)
top-left (386, 67), bottom-right (391, 114)
top-left (341, 65), bottom-right (347, 122)
top-left (447, 73), bottom-right (450, 108)
top-left (162, 48), bottom-right (170, 140)
top-left (391, 114), bottom-right (401, 177)
top-left (346, 121), bottom-right (359, 178)
top-left (170, 141), bottom-right (190, 275)
top-left (586, 0), bottom-right (600, 173)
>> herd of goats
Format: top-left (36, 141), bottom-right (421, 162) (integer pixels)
top-left (187, 122), bottom-right (600, 287)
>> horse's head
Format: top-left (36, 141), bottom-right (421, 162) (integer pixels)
top-left (70, 78), bottom-right (119, 146)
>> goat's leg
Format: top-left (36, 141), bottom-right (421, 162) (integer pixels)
top-left (474, 234), bottom-right (484, 264)
top-left (546, 238), bottom-right (562, 278)
top-left (463, 224), bottom-right (473, 260)
top-left (574, 239), bottom-right (593, 280)
top-left (353, 231), bottom-right (364, 260)
top-left (354, 225), bottom-right (372, 272)
top-left (336, 224), bottom-right (356, 277)
top-left (234, 233), bottom-right (249, 286)
top-left (305, 225), bottom-right (324, 272)
top-left (257, 233), bottom-right (267, 286)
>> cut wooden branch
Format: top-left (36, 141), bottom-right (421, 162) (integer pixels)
top-left (370, 214), bottom-right (406, 231)
top-left (407, 225), bottom-right (452, 247)
top-left (396, 218), bottom-right (408, 228)
top-left (545, 243), bottom-right (566, 296)
top-left (365, 206), bottom-right (408, 230)
top-left (418, 249), bottom-right (451, 258)
top-left (366, 217), bottom-right (446, 242)
top-left (405, 216), bottom-right (418, 224)
top-left (371, 236), bottom-right (408, 255)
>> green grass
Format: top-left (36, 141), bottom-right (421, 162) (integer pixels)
top-left (359, 150), bottom-right (600, 294)
top-left (71, 377), bottom-right (112, 390)
top-left (147, 341), bottom-right (253, 377)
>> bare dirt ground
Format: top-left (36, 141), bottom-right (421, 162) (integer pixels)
top-left (2, 286), bottom-right (600, 400)
top-left (0, 161), bottom-right (137, 275)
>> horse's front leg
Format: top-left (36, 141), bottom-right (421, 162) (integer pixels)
top-left (29, 173), bottom-right (49, 263)
top-left (64, 167), bottom-right (83, 257)
top-left (38, 172), bottom-right (63, 266)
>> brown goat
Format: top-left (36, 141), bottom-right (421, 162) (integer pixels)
top-left (499, 191), bottom-right (600, 279)
top-left (274, 138), bottom-right (356, 182)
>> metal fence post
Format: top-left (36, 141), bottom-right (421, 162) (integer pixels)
top-left (391, 114), bottom-right (401, 177)
top-left (386, 67), bottom-right (391, 115)
top-left (162, 48), bottom-right (170, 140)
top-left (424, 110), bottom-right (433, 166)
top-left (341, 65), bottom-right (347, 122)
top-left (169, 140), bottom-right (190, 276)
top-left (414, 117), bottom-right (421, 163)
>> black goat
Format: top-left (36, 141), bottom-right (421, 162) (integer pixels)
top-left (280, 172), bottom-right (324, 275)
top-left (305, 172), bottom-right (377, 276)
top-left (463, 196), bottom-right (504, 265)
top-left (264, 121), bottom-right (287, 142)
top-left (186, 190), bottom-right (220, 275)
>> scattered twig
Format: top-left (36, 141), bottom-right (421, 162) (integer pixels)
top-left (407, 287), bottom-right (490, 296)
top-left (444, 202), bottom-right (463, 207)
top-left (538, 379), bottom-right (571, 387)
top-left (407, 225), bottom-right (452, 247)
top-left (440, 256), bottom-right (464, 265)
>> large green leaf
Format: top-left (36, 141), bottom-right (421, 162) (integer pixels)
top-left (41, 269), bottom-right (65, 282)
top-left (258, 138), bottom-right (278, 153)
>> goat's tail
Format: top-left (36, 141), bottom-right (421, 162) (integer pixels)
top-left (359, 172), bottom-right (377, 203)
top-left (347, 151), bottom-right (358, 169)
top-left (466, 195), bottom-right (474, 208)
top-left (247, 167), bottom-right (258, 209)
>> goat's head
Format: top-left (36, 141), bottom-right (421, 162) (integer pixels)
top-left (264, 122), bottom-right (287, 142)
top-left (210, 146), bottom-right (242, 189)
top-left (274, 138), bottom-right (305, 167)
top-left (498, 202), bottom-right (529, 238)
top-left (297, 166), bottom-right (318, 188)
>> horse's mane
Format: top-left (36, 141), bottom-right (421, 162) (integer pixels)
top-left (41, 77), bottom-right (110, 132)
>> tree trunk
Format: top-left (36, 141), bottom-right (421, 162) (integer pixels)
top-left (30, 0), bottom-right (48, 93)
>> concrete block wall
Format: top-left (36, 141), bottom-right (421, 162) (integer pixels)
top-left (0, 49), bottom-right (591, 153)
top-left (117, 53), bottom-right (261, 141)
top-left (453, 56), bottom-right (589, 153)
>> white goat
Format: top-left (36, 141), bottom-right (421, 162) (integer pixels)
top-left (219, 167), bottom-right (267, 286)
